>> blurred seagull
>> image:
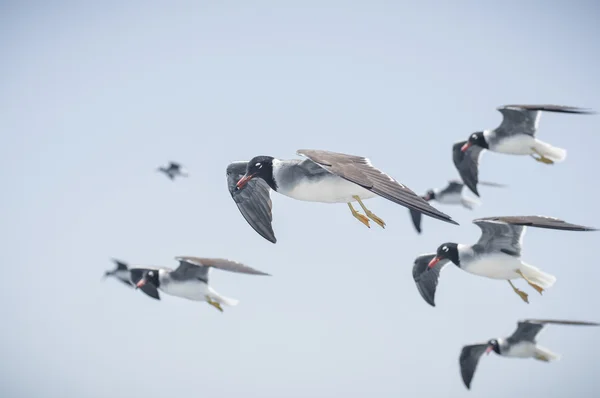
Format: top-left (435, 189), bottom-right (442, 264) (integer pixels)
top-left (229, 149), bottom-right (458, 243)
top-left (409, 180), bottom-right (505, 233)
top-left (460, 319), bottom-right (599, 390)
top-left (157, 161), bottom-right (189, 180)
top-left (130, 256), bottom-right (270, 312)
top-left (412, 216), bottom-right (596, 305)
top-left (453, 104), bottom-right (595, 196)
top-left (103, 259), bottom-right (160, 300)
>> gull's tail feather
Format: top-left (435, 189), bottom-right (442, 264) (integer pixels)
top-left (461, 197), bottom-right (479, 210)
top-left (520, 263), bottom-right (556, 289)
top-left (533, 140), bottom-right (567, 162)
top-left (534, 346), bottom-right (560, 362)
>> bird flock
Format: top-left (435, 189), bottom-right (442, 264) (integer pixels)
top-left (104, 104), bottom-right (598, 390)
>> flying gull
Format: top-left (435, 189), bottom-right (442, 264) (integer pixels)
top-left (131, 256), bottom-right (270, 312)
top-left (409, 180), bottom-right (505, 233)
top-left (229, 149), bottom-right (459, 243)
top-left (412, 216), bottom-right (596, 305)
top-left (460, 319), bottom-right (599, 389)
top-left (453, 104), bottom-right (595, 196)
top-left (157, 161), bottom-right (189, 180)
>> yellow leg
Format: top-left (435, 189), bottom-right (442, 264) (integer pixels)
top-left (516, 269), bottom-right (545, 295)
top-left (206, 296), bottom-right (223, 312)
top-left (508, 280), bottom-right (529, 303)
top-left (531, 148), bottom-right (554, 164)
top-left (352, 196), bottom-right (386, 228)
top-left (347, 203), bottom-right (370, 228)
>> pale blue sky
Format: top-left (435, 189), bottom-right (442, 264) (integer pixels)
top-left (1, 1), bottom-right (599, 397)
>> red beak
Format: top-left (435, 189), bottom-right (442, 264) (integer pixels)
top-left (135, 278), bottom-right (147, 289)
top-left (428, 256), bottom-right (441, 268)
top-left (236, 173), bottom-right (255, 189)
top-left (485, 345), bottom-right (493, 355)
top-left (461, 142), bottom-right (472, 152)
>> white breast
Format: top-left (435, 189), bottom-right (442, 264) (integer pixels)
top-left (491, 134), bottom-right (536, 155)
top-left (436, 192), bottom-right (463, 205)
top-left (505, 341), bottom-right (537, 358)
top-left (462, 252), bottom-right (522, 280)
top-left (280, 174), bottom-right (377, 203)
top-left (160, 279), bottom-right (210, 301)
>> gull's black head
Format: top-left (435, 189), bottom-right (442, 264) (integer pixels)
top-left (423, 190), bottom-right (436, 201)
top-left (236, 156), bottom-right (277, 191)
top-left (428, 243), bottom-right (460, 268)
top-left (135, 270), bottom-right (160, 289)
top-left (462, 132), bottom-right (488, 152)
top-left (486, 339), bottom-right (501, 355)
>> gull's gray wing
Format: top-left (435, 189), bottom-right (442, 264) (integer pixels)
top-left (495, 105), bottom-right (595, 139)
top-left (412, 253), bottom-right (450, 307)
top-left (459, 344), bottom-right (488, 390)
top-left (127, 267), bottom-right (162, 300)
top-left (478, 215), bottom-right (597, 232)
top-left (472, 218), bottom-right (525, 257)
top-left (173, 256), bottom-right (270, 283)
top-left (297, 149), bottom-right (458, 226)
top-left (409, 209), bottom-right (423, 233)
top-left (509, 319), bottom-right (600, 343)
top-left (453, 141), bottom-right (485, 197)
top-left (227, 162), bottom-right (276, 243)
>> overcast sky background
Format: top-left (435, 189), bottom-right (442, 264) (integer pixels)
top-left (1, 1), bottom-right (600, 397)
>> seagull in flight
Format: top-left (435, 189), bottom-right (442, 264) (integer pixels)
top-left (130, 256), bottom-right (270, 312)
top-left (460, 319), bottom-right (599, 389)
top-left (412, 216), bottom-right (596, 306)
top-left (409, 180), bottom-right (505, 233)
top-left (453, 104), bottom-right (595, 196)
top-left (228, 149), bottom-right (458, 243)
top-left (157, 161), bottom-right (189, 180)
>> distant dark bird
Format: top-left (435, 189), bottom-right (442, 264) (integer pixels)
top-left (229, 149), bottom-right (458, 243)
top-left (460, 319), bottom-right (599, 390)
top-left (453, 104), bottom-right (596, 196)
top-left (412, 216), bottom-right (596, 306)
top-left (409, 180), bottom-right (505, 233)
top-left (157, 161), bottom-right (189, 180)
top-left (130, 256), bottom-right (270, 312)
top-left (103, 259), bottom-right (160, 300)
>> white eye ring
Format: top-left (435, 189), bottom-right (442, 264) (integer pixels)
top-left (255, 162), bottom-right (261, 167)
top-left (148, 271), bottom-right (153, 276)
top-left (442, 246), bottom-right (449, 252)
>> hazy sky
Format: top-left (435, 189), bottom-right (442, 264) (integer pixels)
top-left (2, 1), bottom-right (599, 397)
